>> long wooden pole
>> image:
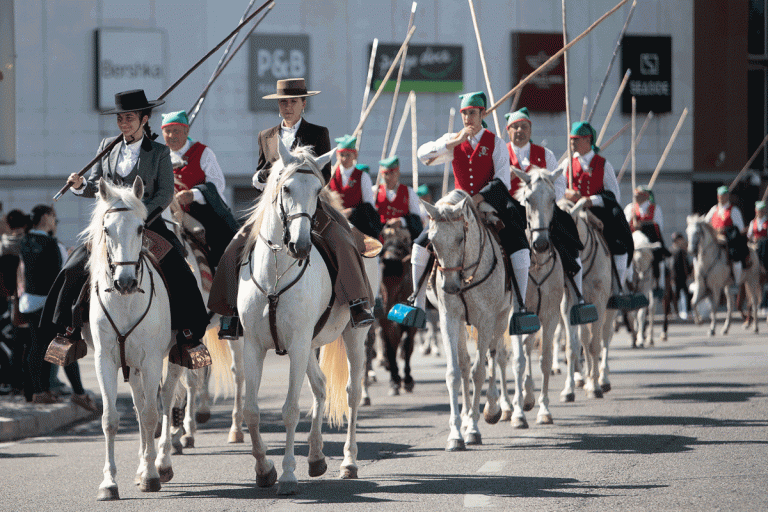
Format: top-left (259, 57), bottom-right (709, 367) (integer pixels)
top-left (410, 92), bottom-right (419, 190)
top-left (54, 0), bottom-right (275, 202)
top-left (485, 0), bottom-right (629, 118)
top-left (188, 0), bottom-right (262, 125)
top-left (187, 2), bottom-right (275, 127)
top-left (631, 96), bottom-right (637, 206)
top-left (389, 93), bottom-right (412, 158)
top-left (353, 25), bottom-right (417, 139)
top-left (442, 108), bottom-right (456, 197)
top-left (647, 107), bottom-right (688, 189)
top-left (595, 68), bottom-right (631, 146)
top-left (580, 95), bottom-right (588, 121)
top-left (356, 38), bottom-right (379, 151)
top-left (616, 111), bottom-right (653, 183)
top-left (468, 0), bottom-right (501, 136)
top-left (730, 132), bottom-right (768, 192)
top-left (562, 0), bottom-right (573, 189)
top-left (381, 2), bottom-right (417, 160)
top-left (587, 0), bottom-right (637, 123)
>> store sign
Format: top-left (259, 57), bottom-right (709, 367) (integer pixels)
top-left (621, 35), bottom-right (672, 113)
top-left (371, 44), bottom-right (463, 93)
top-left (249, 34), bottom-right (311, 112)
top-left (95, 29), bottom-right (166, 112)
top-left (510, 32), bottom-right (565, 112)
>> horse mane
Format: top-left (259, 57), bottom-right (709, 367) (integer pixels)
top-left (433, 189), bottom-right (484, 232)
top-left (241, 145), bottom-right (326, 262)
top-left (82, 179), bottom-right (148, 279)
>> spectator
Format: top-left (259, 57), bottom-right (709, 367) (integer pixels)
top-left (670, 232), bottom-right (693, 320)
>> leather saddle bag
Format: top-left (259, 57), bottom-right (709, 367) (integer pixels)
top-left (44, 334), bottom-right (88, 367)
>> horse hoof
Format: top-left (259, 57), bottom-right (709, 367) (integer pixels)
top-left (464, 432), bottom-right (482, 445)
top-left (195, 411), bottom-right (211, 424)
top-left (575, 379), bottom-right (585, 389)
top-left (154, 421), bottom-right (162, 439)
top-left (96, 486), bottom-right (119, 501)
top-left (560, 393), bottom-right (575, 403)
top-left (172, 440), bottom-right (183, 455)
top-left (361, 396), bottom-right (371, 406)
top-left (138, 476), bottom-right (161, 492)
top-left (403, 378), bottom-right (414, 393)
top-left (446, 438), bottom-right (466, 451)
top-left (601, 382), bottom-right (612, 393)
top-left (709, 329), bottom-right (715, 337)
top-left (368, 370), bottom-right (377, 383)
top-left (340, 465), bottom-right (358, 479)
top-left (158, 466), bottom-right (174, 483)
top-left (257, 466), bottom-right (277, 488)
top-left (181, 434), bottom-right (194, 448)
top-left (228, 431), bottom-right (244, 444)
top-left (277, 480), bottom-right (298, 495)
top-left (588, 388), bottom-right (604, 399)
top-left (523, 401), bottom-right (535, 412)
top-left (484, 406), bottom-right (502, 425)
top-left (537, 413), bottom-right (553, 425)
top-left (511, 415), bottom-right (529, 429)
top-left (660, 333), bottom-right (668, 342)
top-left (308, 458), bottom-right (328, 478)
top-left (388, 386), bottom-right (400, 396)
top-left (551, 368), bottom-right (562, 375)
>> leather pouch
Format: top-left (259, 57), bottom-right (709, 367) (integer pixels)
top-left (44, 336), bottom-right (88, 366)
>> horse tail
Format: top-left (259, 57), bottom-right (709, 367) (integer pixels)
top-left (319, 335), bottom-right (349, 428)
top-left (203, 326), bottom-right (235, 399)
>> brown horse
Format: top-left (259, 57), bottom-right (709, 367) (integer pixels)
top-left (378, 220), bottom-right (416, 395)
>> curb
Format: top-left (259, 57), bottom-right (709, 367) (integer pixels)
top-left (0, 400), bottom-right (98, 442)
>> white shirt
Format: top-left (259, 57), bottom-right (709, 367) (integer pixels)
top-left (705, 202), bottom-right (745, 231)
top-left (559, 149), bottom-right (620, 207)
top-left (171, 140), bottom-right (228, 205)
top-left (372, 183), bottom-right (421, 227)
top-left (748, 214), bottom-right (767, 239)
top-left (417, 128), bottom-right (511, 190)
top-left (624, 200), bottom-right (664, 233)
top-left (337, 164), bottom-right (375, 206)
top-left (73, 136), bottom-right (143, 196)
top-left (280, 118), bottom-right (302, 150)
top-left (511, 141), bottom-right (565, 200)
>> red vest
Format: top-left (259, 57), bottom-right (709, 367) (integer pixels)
top-left (631, 203), bottom-right (661, 238)
top-left (452, 130), bottom-right (496, 196)
top-left (174, 142), bottom-right (207, 192)
top-left (750, 217), bottom-right (768, 241)
top-left (710, 205), bottom-right (733, 230)
top-left (570, 153), bottom-right (606, 197)
top-left (329, 166), bottom-right (363, 209)
top-left (508, 143), bottom-right (547, 196)
top-left (375, 184), bottom-right (410, 224)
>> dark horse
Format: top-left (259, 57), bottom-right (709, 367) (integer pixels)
top-left (378, 220), bottom-right (416, 395)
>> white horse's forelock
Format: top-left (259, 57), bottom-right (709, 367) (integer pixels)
top-left (513, 166), bottom-right (554, 204)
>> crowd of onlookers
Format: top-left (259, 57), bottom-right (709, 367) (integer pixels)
top-left (0, 204), bottom-right (97, 412)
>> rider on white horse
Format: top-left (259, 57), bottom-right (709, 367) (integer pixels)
top-left (160, 110), bottom-right (239, 269)
top-left (373, 155), bottom-right (423, 242)
top-left (624, 185), bottom-right (671, 293)
top-left (705, 186), bottom-right (747, 284)
top-left (401, 91), bottom-right (531, 326)
top-left (505, 107), bottom-right (586, 297)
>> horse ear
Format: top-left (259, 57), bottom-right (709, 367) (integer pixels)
top-left (551, 166), bottom-right (564, 182)
top-left (277, 137), bottom-right (299, 168)
top-left (421, 199), bottom-right (439, 220)
top-left (512, 168), bottom-right (531, 184)
top-left (97, 178), bottom-right (109, 201)
top-left (315, 149), bottom-right (334, 170)
top-left (132, 176), bottom-right (144, 199)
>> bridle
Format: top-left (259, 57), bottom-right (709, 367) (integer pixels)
top-left (102, 207), bottom-right (146, 291)
top-left (523, 191), bottom-right (558, 316)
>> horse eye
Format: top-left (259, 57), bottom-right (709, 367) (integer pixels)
top-left (137, 225), bottom-right (144, 235)
top-left (283, 185), bottom-right (290, 194)
top-left (103, 227), bottom-right (109, 236)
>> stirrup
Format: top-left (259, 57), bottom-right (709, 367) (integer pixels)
top-left (169, 330), bottom-right (212, 370)
top-left (606, 292), bottom-right (649, 311)
top-left (218, 315), bottom-right (242, 340)
top-left (388, 301), bottom-right (427, 329)
top-left (349, 299), bottom-right (374, 328)
top-left (569, 301), bottom-right (599, 325)
top-left (509, 309), bottom-right (541, 335)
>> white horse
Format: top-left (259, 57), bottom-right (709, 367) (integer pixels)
top-left (560, 199), bottom-right (617, 401)
top-left (421, 190), bottom-right (511, 451)
top-left (629, 230), bottom-right (661, 347)
top-left (686, 215), bottom-right (761, 335)
top-left (237, 141), bottom-right (380, 495)
top-left (83, 177), bottom-right (182, 501)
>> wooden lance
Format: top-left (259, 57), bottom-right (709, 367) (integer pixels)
top-left (442, 108), bottom-right (456, 197)
top-left (631, 96), bottom-right (637, 207)
top-left (468, 0), bottom-right (501, 136)
top-left (410, 91), bottom-right (419, 190)
top-left (54, 0), bottom-right (275, 201)
top-left (356, 38), bottom-right (379, 152)
top-left (596, 68), bottom-right (631, 147)
top-left (616, 111), bottom-right (653, 183)
top-left (389, 91), bottom-right (412, 158)
top-left (580, 95), bottom-right (588, 122)
top-left (730, 132), bottom-right (768, 192)
top-left (562, 0), bottom-right (573, 188)
top-left (647, 108), bottom-right (688, 189)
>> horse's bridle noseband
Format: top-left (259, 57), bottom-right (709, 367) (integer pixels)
top-left (271, 168), bottom-right (320, 249)
top-left (103, 207), bottom-right (145, 289)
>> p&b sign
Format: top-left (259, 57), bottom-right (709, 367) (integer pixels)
top-left (621, 35), bottom-right (672, 114)
top-left (249, 34), bottom-right (311, 112)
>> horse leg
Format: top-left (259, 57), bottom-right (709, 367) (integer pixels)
top-left (195, 364), bottom-right (212, 424)
top-left (95, 353), bottom-right (121, 501)
top-left (494, 341), bottom-right (513, 421)
top-left (722, 285), bottom-right (733, 335)
top-left (132, 362), bottom-right (163, 492)
top-left (551, 320), bottom-right (563, 374)
top-left (276, 344), bottom-right (311, 495)
top-left (402, 328), bottom-right (415, 392)
top-left (361, 326), bottom-right (375, 406)
top-left (227, 338), bottom-right (246, 443)
top-left (439, 313), bottom-right (465, 451)
top-left (647, 290), bottom-right (655, 346)
top-left (157, 361), bottom-right (184, 483)
top-left (242, 342), bottom-right (276, 488)
top-left (583, 326), bottom-right (603, 398)
top-left (464, 325), bottom-right (493, 445)
top-left (482, 337), bottom-right (502, 425)
top-left (305, 352), bottom-right (327, 478)
top-left (559, 297), bottom-right (577, 403)
top-left (599, 312), bottom-right (615, 393)
top-left (181, 368), bottom-right (201, 448)
top-left (382, 322), bottom-right (401, 396)
top-left (537, 317), bottom-right (555, 424)
top-left (340, 327), bottom-right (366, 479)
top-left (457, 327), bottom-right (473, 436)
top-left (522, 334), bottom-right (536, 412)
top-left (509, 330), bottom-right (528, 429)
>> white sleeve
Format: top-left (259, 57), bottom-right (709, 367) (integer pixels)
top-left (624, 203), bottom-right (634, 223)
top-left (417, 133), bottom-right (455, 166)
top-left (748, 220), bottom-right (755, 239)
top-left (492, 135), bottom-right (511, 190)
top-left (731, 207), bottom-right (745, 231)
top-left (544, 147), bottom-right (559, 173)
top-left (197, 147), bottom-right (228, 205)
top-left (359, 171), bottom-right (375, 207)
top-left (654, 203), bottom-right (664, 233)
top-left (705, 206), bottom-right (716, 223)
top-left (408, 187), bottom-right (421, 216)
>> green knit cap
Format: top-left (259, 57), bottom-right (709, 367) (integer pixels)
top-left (355, 163), bottom-right (370, 174)
top-left (717, 186), bottom-right (729, 196)
top-left (756, 201), bottom-right (766, 210)
top-left (335, 134), bottom-right (357, 152)
top-left (459, 91), bottom-right (488, 128)
top-left (417, 184), bottom-right (429, 197)
top-left (569, 121), bottom-right (599, 153)
top-left (505, 107), bottom-right (531, 127)
top-left (379, 155), bottom-right (399, 171)
top-left (161, 110), bottom-right (190, 128)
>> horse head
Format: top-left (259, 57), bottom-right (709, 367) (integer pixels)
top-left (514, 166), bottom-right (561, 254)
top-left (632, 230), bottom-right (660, 279)
top-left (89, 176), bottom-right (148, 295)
top-left (380, 220), bottom-right (412, 278)
top-left (423, 191), bottom-right (478, 295)
top-left (686, 214), bottom-right (708, 256)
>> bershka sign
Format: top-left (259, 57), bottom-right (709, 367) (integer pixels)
top-left (370, 44), bottom-right (463, 93)
top-left (510, 32), bottom-right (565, 112)
top-left (621, 35), bottom-right (672, 114)
top-left (95, 29), bottom-right (166, 112)
top-left (249, 34), bottom-right (311, 112)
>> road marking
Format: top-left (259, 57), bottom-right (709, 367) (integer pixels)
top-left (477, 460), bottom-right (505, 473)
top-left (464, 491), bottom-right (493, 508)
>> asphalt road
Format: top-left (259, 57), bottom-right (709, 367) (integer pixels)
top-left (1, 317), bottom-right (766, 511)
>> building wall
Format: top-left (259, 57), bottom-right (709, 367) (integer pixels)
top-left (3, 0), bottom-right (696, 246)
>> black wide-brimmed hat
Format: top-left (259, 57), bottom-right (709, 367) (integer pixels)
top-left (101, 89), bottom-right (165, 115)
top-left (262, 78), bottom-right (320, 99)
